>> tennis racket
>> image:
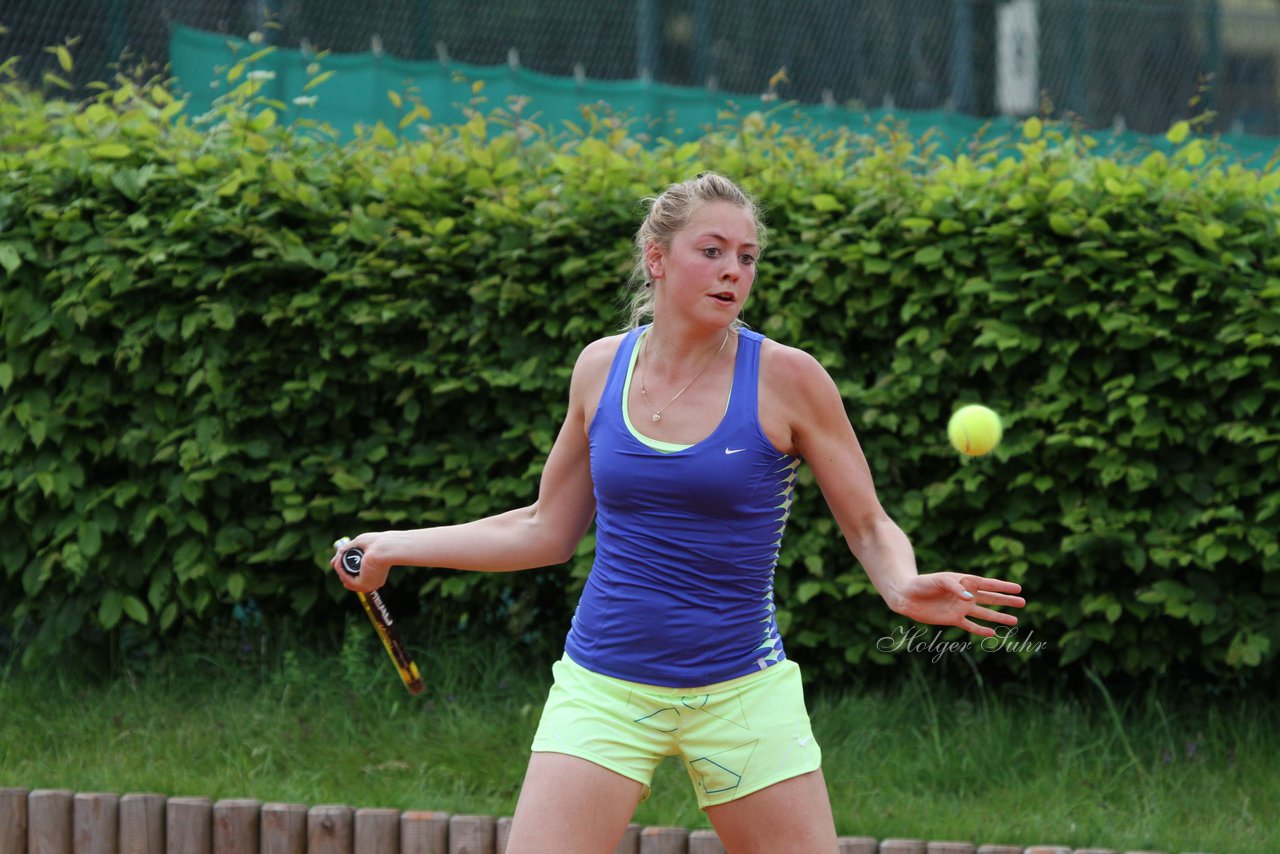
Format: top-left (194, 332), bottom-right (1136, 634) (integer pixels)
top-left (333, 537), bottom-right (425, 695)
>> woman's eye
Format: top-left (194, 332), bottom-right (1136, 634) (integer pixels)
top-left (703, 247), bottom-right (721, 257)
top-left (740, 254), bottom-right (756, 265)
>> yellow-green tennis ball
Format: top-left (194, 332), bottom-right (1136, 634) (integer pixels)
top-left (948, 404), bottom-right (1003, 456)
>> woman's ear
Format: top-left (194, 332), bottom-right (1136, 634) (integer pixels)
top-left (645, 241), bottom-right (665, 281)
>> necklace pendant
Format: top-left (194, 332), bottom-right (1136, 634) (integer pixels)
top-left (651, 413), bottom-right (662, 422)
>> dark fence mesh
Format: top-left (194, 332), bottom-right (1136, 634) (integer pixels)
top-left (3, 0), bottom-right (1279, 136)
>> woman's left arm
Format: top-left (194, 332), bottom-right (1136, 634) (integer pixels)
top-left (767, 344), bottom-right (1024, 637)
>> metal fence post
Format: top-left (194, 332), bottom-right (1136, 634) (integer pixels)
top-left (693, 0), bottom-right (711, 86)
top-left (260, 0), bottom-right (281, 44)
top-left (415, 0), bottom-right (433, 61)
top-left (637, 0), bottom-right (658, 81)
top-left (107, 0), bottom-right (128, 65)
top-left (1203, 0), bottom-right (1221, 116)
top-left (950, 0), bottom-right (974, 112)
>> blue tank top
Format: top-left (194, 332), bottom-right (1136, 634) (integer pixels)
top-left (565, 326), bottom-right (801, 686)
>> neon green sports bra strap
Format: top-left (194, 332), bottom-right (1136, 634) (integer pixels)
top-left (622, 330), bottom-right (692, 454)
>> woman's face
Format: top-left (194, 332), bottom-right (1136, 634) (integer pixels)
top-left (648, 201), bottom-right (759, 327)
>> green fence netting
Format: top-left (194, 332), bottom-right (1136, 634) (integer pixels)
top-left (168, 24), bottom-right (1279, 167)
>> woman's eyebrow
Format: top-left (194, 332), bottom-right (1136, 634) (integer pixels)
top-left (696, 231), bottom-right (759, 249)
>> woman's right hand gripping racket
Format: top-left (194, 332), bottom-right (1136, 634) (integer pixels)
top-left (333, 537), bottom-right (425, 696)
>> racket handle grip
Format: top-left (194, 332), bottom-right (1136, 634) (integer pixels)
top-left (334, 538), bottom-right (364, 577)
top-left (341, 547), bottom-right (364, 577)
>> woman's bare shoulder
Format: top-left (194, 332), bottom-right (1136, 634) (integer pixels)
top-left (757, 337), bottom-right (841, 455)
top-left (759, 338), bottom-right (833, 398)
top-left (567, 332), bottom-right (630, 424)
top-left (575, 332), bottom-right (628, 376)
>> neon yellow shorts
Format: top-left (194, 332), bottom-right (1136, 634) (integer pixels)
top-left (529, 654), bottom-right (822, 809)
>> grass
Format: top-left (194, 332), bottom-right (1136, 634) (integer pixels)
top-left (810, 668), bottom-right (1276, 851)
top-left (1, 622), bottom-right (1275, 853)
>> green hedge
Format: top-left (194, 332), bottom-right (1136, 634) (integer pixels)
top-left (2, 67), bottom-right (1278, 688)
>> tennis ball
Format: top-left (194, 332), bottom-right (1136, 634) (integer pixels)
top-left (948, 404), bottom-right (1003, 456)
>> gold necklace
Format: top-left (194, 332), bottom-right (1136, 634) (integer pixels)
top-left (638, 329), bottom-right (730, 423)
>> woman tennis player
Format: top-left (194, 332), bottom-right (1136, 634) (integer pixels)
top-left (332, 172), bottom-right (1025, 853)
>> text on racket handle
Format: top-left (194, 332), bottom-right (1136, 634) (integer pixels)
top-left (338, 548), bottom-right (396, 627)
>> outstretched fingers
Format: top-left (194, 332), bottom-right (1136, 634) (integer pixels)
top-left (968, 603), bottom-right (1019, 627)
top-left (962, 578), bottom-right (1025, 608)
top-left (968, 576), bottom-right (1024, 595)
top-left (955, 576), bottom-right (1025, 636)
top-left (973, 590), bottom-right (1026, 609)
top-left (958, 618), bottom-right (1002, 637)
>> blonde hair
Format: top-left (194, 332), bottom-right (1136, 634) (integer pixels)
top-left (625, 172), bottom-right (766, 328)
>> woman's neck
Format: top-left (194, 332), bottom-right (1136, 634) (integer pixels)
top-left (642, 323), bottom-right (732, 376)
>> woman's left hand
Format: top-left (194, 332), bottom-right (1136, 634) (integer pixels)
top-left (891, 573), bottom-right (1025, 637)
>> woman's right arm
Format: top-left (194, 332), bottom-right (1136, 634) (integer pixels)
top-left (331, 339), bottom-right (613, 593)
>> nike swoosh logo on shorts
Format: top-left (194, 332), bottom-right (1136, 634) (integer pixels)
top-left (725, 448), bottom-right (746, 455)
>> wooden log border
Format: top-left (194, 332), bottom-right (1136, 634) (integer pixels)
top-left (0, 787), bottom-right (1197, 854)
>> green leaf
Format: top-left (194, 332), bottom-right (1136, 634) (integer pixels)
top-left (1048, 180), bottom-right (1075, 202)
top-left (811, 193), bottom-right (843, 212)
top-left (331, 471), bottom-right (364, 491)
top-left (159, 603), bottom-right (179, 631)
top-left (122, 596), bottom-right (149, 625)
top-left (304, 70), bottom-right (336, 91)
top-left (209, 303), bottom-right (236, 331)
top-left (270, 159), bottom-right (295, 185)
top-left (216, 172), bottom-right (244, 197)
top-left (250, 108), bottom-right (277, 131)
top-left (112, 169), bottom-right (144, 201)
top-left (98, 591), bottom-right (123, 630)
top-left (1227, 632), bottom-right (1270, 668)
top-left (1048, 213), bottom-right (1075, 235)
top-left (795, 581), bottom-right (823, 604)
top-left (1188, 601), bottom-right (1216, 626)
top-left (90, 143), bottom-right (132, 159)
top-left (0, 244), bottom-right (21, 274)
top-left (1180, 140), bottom-right (1206, 166)
top-left (78, 521), bottom-right (102, 558)
top-left (913, 246), bottom-right (943, 266)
